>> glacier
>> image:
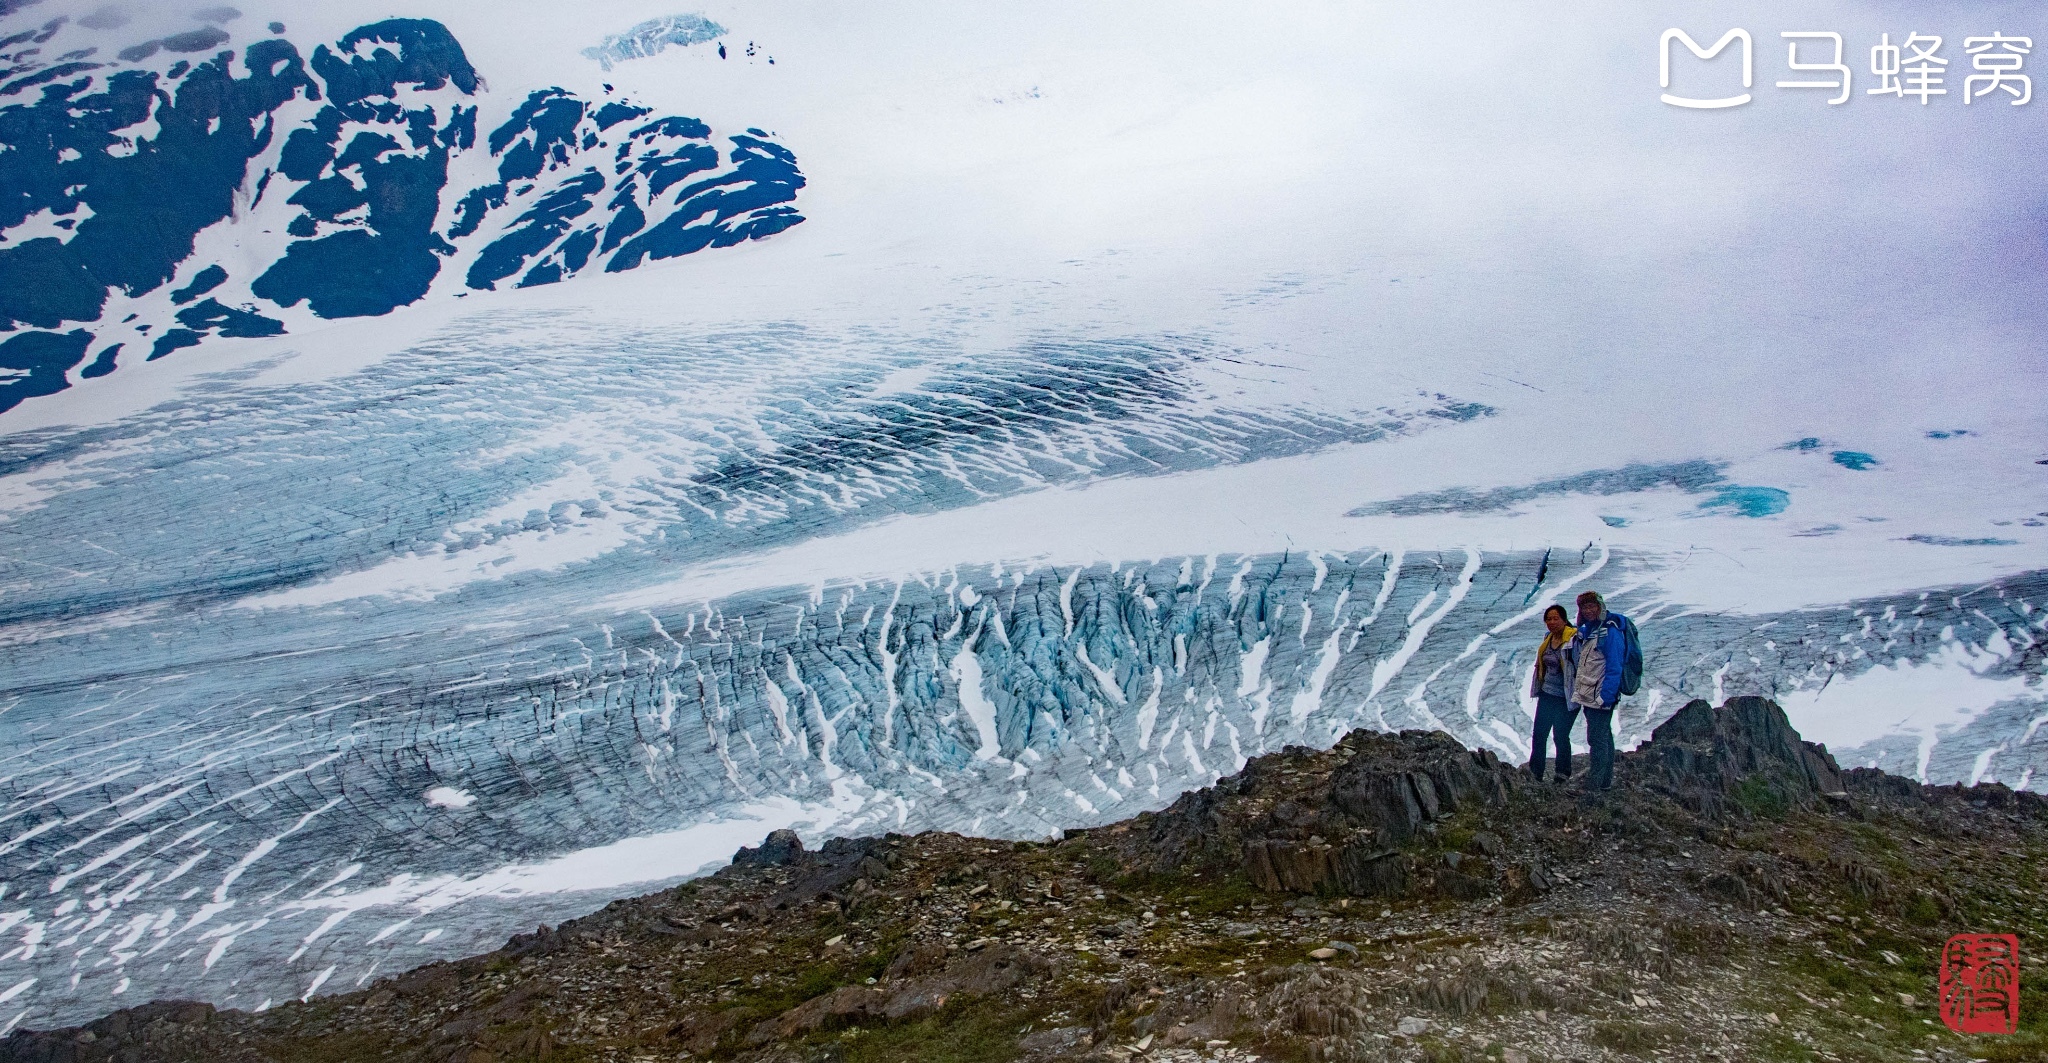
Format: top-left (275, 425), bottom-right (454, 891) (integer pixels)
top-left (582, 15), bottom-right (727, 72)
top-left (0, 307), bottom-right (2039, 1025)
top-left (0, 0), bottom-right (2044, 1034)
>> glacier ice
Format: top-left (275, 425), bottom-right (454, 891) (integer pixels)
top-left (581, 15), bottom-right (727, 72)
top-left (0, 314), bottom-right (2041, 1030)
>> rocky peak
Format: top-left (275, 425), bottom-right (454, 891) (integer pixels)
top-left (733, 828), bottom-right (807, 868)
top-left (1635, 695), bottom-right (1847, 813)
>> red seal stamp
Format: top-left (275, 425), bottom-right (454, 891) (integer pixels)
top-left (1939, 933), bottom-right (2020, 1034)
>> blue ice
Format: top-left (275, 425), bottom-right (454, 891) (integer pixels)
top-left (582, 14), bottom-right (726, 70)
top-left (1698, 486), bottom-right (1789, 518)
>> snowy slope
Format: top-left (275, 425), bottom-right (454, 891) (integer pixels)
top-left (0, 10), bottom-right (801, 408)
top-left (0, 0), bottom-right (2043, 1031)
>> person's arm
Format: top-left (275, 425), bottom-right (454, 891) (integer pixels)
top-left (1530, 643), bottom-right (1543, 698)
top-left (1598, 623), bottom-right (1625, 706)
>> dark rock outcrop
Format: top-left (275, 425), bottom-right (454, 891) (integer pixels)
top-left (732, 827), bottom-right (805, 867)
top-left (0, 1001), bottom-right (218, 1063)
top-left (1126, 728), bottom-right (1523, 900)
top-left (746, 835), bottom-right (885, 918)
top-left (1132, 697), bottom-right (1898, 905)
top-left (1634, 696), bottom-right (1845, 814)
top-left (1324, 731), bottom-right (1516, 842)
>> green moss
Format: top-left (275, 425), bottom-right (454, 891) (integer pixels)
top-left (1901, 893), bottom-right (1942, 927)
top-left (1733, 776), bottom-right (1791, 820)
top-left (1159, 934), bottom-right (1262, 974)
top-left (1845, 823), bottom-right (1901, 854)
top-left (252, 1031), bottom-right (393, 1063)
top-left (1731, 915), bottom-right (2048, 1063)
top-left (686, 930), bottom-right (907, 1050)
top-left (1099, 868), bottom-right (1263, 913)
top-left (1589, 1019), bottom-right (1682, 1052)
top-left (1662, 920), bottom-right (1735, 958)
top-left (804, 995), bottom-right (1034, 1063)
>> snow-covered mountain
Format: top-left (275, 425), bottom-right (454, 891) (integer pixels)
top-left (0, 12), bottom-right (801, 410)
top-left (0, 0), bottom-right (2042, 1033)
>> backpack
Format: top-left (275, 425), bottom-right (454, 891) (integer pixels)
top-left (1611, 612), bottom-right (1644, 697)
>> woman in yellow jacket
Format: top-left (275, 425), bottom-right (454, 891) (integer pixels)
top-left (1527, 604), bottom-right (1577, 781)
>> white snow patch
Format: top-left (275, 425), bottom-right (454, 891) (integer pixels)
top-left (286, 784), bottom-right (870, 918)
top-left (423, 787), bottom-right (475, 810)
top-left (1289, 628), bottom-right (1343, 727)
top-left (950, 642), bottom-right (1002, 760)
top-left (1778, 639), bottom-right (2035, 772)
top-left (300, 965), bottom-right (336, 1002)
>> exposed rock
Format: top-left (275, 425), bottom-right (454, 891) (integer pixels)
top-left (1017, 1025), bottom-right (1093, 1058)
top-left (882, 941), bottom-right (948, 980)
top-left (501, 923), bottom-right (560, 957)
top-left (1436, 867), bottom-right (1496, 900)
top-left (0, 1001), bottom-right (222, 1063)
top-left (1139, 729), bottom-right (1522, 902)
top-left (1635, 696), bottom-right (1844, 814)
top-left (732, 828), bottom-right (806, 868)
top-left (1324, 732), bottom-right (1513, 841)
top-left (746, 985), bottom-right (882, 1045)
top-left (751, 836), bottom-right (880, 916)
top-left (668, 1008), bottom-right (748, 1054)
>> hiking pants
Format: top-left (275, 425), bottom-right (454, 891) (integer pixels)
top-left (1581, 706), bottom-right (1616, 791)
top-left (1529, 693), bottom-right (1577, 780)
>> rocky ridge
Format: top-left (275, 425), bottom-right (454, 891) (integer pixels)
top-left (4, 696), bottom-right (2045, 1063)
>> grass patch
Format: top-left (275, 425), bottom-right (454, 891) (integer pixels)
top-left (1901, 892), bottom-right (1942, 927)
top-left (1158, 934), bottom-right (1262, 974)
top-left (824, 995), bottom-right (1034, 1063)
top-left (254, 1030), bottom-right (397, 1063)
top-left (691, 931), bottom-right (907, 1041)
top-left (1102, 868), bottom-right (1264, 914)
top-left (1733, 776), bottom-right (1791, 820)
top-left (1737, 921), bottom-right (2048, 1063)
top-left (1588, 1019), bottom-right (1684, 1053)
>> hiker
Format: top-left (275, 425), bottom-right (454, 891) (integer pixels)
top-left (1565, 590), bottom-right (1628, 791)
top-left (1526, 604), bottom-right (1577, 781)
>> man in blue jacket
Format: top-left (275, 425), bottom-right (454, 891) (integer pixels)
top-left (1565, 590), bottom-right (1626, 791)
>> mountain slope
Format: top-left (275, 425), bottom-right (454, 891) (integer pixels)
top-left (4, 697), bottom-right (2042, 1062)
top-left (0, 14), bottom-right (801, 411)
